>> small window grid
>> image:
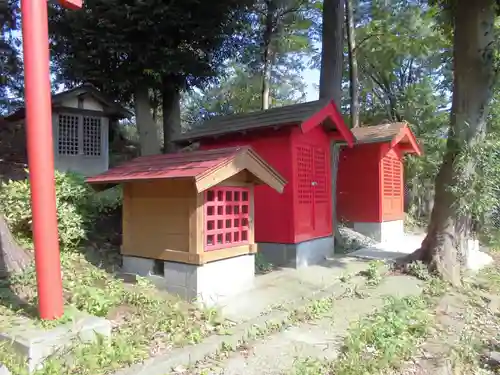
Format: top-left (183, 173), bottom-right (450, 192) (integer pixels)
top-left (57, 114), bottom-right (80, 155)
top-left (83, 116), bottom-right (102, 156)
top-left (204, 186), bottom-right (250, 252)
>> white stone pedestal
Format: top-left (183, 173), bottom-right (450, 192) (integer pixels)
top-left (353, 220), bottom-right (404, 243)
top-left (122, 254), bottom-right (255, 307)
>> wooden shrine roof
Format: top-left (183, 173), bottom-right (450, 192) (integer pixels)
top-left (173, 99), bottom-right (355, 146)
top-left (351, 122), bottom-right (422, 155)
top-left (86, 146), bottom-right (287, 193)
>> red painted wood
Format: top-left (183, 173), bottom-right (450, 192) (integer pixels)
top-left (87, 147), bottom-right (248, 185)
top-left (291, 126), bottom-right (332, 243)
top-left (204, 187), bottom-right (250, 251)
top-left (21, 0), bottom-right (65, 320)
top-left (336, 143), bottom-right (381, 223)
top-left (380, 145), bottom-right (404, 221)
top-left (58, 0), bottom-right (82, 9)
top-left (200, 128), bottom-right (296, 243)
top-left (337, 142), bottom-right (406, 224)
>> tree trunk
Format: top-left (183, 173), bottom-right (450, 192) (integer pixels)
top-left (0, 215), bottom-right (32, 278)
top-left (345, 0), bottom-right (359, 128)
top-left (319, 0), bottom-right (344, 104)
top-left (405, 0), bottom-right (496, 286)
top-left (134, 84), bottom-right (160, 156)
top-left (320, 0), bottom-right (345, 247)
top-left (162, 77), bottom-right (182, 153)
top-left (261, 0), bottom-right (276, 110)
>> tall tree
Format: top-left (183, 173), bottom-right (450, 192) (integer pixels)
top-left (242, 0), bottom-right (317, 110)
top-left (404, 0), bottom-right (498, 285)
top-left (0, 0), bottom-right (23, 115)
top-left (49, 0), bottom-right (252, 154)
top-left (182, 63), bottom-right (306, 127)
top-left (345, 0), bottom-right (359, 127)
top-left (318, 0), bottom-right (344, 103)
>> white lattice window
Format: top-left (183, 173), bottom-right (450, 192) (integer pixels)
top-left (83, 116), bottom-right (102, 156)
top-left (57, 114), bottom-right (80, 155)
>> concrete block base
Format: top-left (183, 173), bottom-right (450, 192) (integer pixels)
top-left (122, 254), bottom-right (255, 307)
top-left (0, 314), bottom-right (111, 373)
top-left (258, 236), bottom-right (334, 268)
top-left (353, 220), bottom-right (404, 243)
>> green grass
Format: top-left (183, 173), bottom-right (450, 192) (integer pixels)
top-left (293, 295), bottom-right (432, 375)
top-left (0, 249), bottom-right (226, 375)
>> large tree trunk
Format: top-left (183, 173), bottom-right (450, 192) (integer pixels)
top-left (0, 215), bottom-right (32, 278)
top-left (320, 0), bottom-right (345, 249)
top-left (162, 77), bottom-right (182, 153)
top-left (345, 0), bottom-right (359, 128)
top-left (134, 84), bottom-right (160, 156)
top-left (319, 0), bottom-right (344, 104)
top-left (405, 0), bottom-right (496, 286)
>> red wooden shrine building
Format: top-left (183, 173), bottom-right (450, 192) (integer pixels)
top-left (174, 101), bottom-right (422, 267)
top-left (337, 123), bottom-right (422, 242)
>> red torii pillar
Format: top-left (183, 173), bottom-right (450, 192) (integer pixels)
top-left (21, 0), bottom-right (82, 320)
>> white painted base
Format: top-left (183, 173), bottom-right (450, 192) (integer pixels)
top-left (122, 254), bottom-right (255, 307)
top-left (353, 220), bottom-right (404, 243)
top-left (465, 239), bottom-right (493, 272)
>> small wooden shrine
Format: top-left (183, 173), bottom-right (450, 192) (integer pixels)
top-left (336, 122), bottom-right (422, 242)
top-left (86, 146), bottom-right (286, 305)
top-left (173, 99), bottom-right (355, 268)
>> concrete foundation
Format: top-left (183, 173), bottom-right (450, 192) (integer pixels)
top-left (122, 254), bottom-right (255, 307)
top-left (0, 314), bottom-right (111, 373)
top-left (258, 236), bottom-right (334, 268)
top-left (353, 219), bottom-right (404, 243)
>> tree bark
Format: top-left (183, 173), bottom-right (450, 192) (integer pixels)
top-left (319, 0), bottom-right (344, 104)
top-left (261, 0), bottom-right (276, 110)
top-left (162, 77), bottom-right (182, 153)
top-left (0, 215), bottom-right (32, 278)
top-left (345, 0), bottom-right (359, 128)
top-left (134, 84), bottom-right (160, 156)
top-left (403, 0), bottom-right (497, 286)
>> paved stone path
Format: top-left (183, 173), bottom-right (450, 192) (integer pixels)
top-left (186, 275), bottom-right (423, 375)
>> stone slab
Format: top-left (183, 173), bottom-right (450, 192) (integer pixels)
top-left (122, 254), bottom-right (256, 307)
top-left (0, 314), bottom-right (111, 373)
top-left (353, 220), bottom-right (404, 243)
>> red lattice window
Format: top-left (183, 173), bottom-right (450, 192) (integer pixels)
top-left (313, 147), bottom-right (328, 204)
top-left (297, 145), bottom-right (314, 204)
top-left (382, 156), bottom-right (402, 197)
top-left (204, 187), bottom-right (250, 251)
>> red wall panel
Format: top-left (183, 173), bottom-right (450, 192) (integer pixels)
top-left (199, 127), bottom-right (296, 243)
top-left (336, 143), bottom-right (381, 223)
top-left (291, 126), bottom-right (332, 242)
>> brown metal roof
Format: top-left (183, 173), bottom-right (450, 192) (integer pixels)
top-left (351, 123), bottom-right (407, 143)
top-left (86, 146), bottom-right (287, 193)
top-left (173, 99), bottom-right (331, 142)
top-left (351, 122), bottom-right (422, 155)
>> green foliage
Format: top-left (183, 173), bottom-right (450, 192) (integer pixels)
top-left (0, 251), bottom-right (225, 375)
top-left (0, 1), bottom-right (24, 115)
top-left (48, 0), bottom-right (254, 102)
top-left (0, 170), bottom-right (120, 251)
top-left (182, 64), bottom-right (306, 125)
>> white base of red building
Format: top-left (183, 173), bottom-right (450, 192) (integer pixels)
top-left (353, 220), bottom-right (404, 243)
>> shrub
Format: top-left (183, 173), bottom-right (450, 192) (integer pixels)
top-left (0, 170), bottom-right (120, 251)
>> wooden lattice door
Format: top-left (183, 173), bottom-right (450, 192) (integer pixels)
top-left (296, 144), bottom-right (330, 237)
